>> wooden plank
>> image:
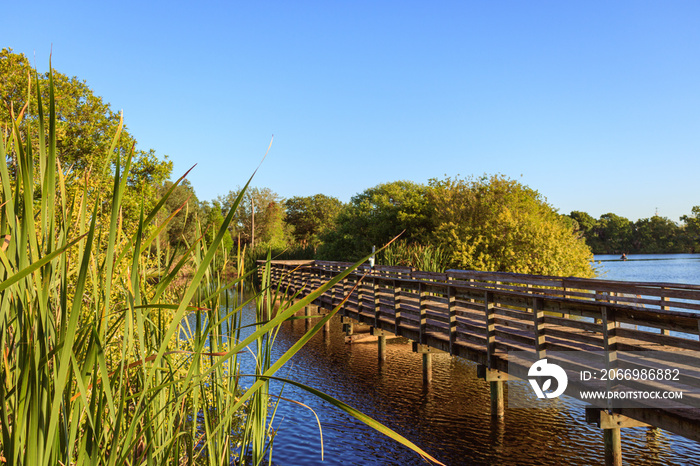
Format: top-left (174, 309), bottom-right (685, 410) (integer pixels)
top-left (616, 327), bottom-right (699, 350)
top-left (493, 316), bottom-right (534, 333)
top-left (494, 328), bottom-right (536, 348)
top-left (544, 315), bottom-right (602, 333)
top-left (544, 327), bottom-right (604, 348)
top-left (614, 307), bottom-right (700, 335)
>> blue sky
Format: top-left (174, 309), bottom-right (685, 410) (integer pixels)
top-left (3, 1), bottom-right (699, 222)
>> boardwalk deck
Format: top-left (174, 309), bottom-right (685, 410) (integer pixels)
top-left (260, 260), bottom-right (700, 451)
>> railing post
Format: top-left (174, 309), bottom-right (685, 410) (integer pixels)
top-left (342, 273), bottom-right (350, 317)
top-left (469, 278), bottom-right (475, 304)
top-left (533, 297), bottom-right (546, 360)
top-left (302, 266), bottom-right (309, 296)
top-left (358, 273), bottom-right (365, 315)
top-left (661, 287), bottom-right (670, 335)
top-left (448, 285), bottom-right (457, 356)
top-left (393, 279), bottom-right (402, 336)
top-left (419, 282), bottom-right (428, 345)
top-left (601, 304), bottom-right (618, 414)
top-left (484, 291), bottom-right (496, 368)
top-left (374, 276), bottom-right (381, 329)
top-left (336, 264), bottom-right (343, 308)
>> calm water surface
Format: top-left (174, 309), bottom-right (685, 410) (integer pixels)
top-left (594, 253), bottom-right (700, 285)
top-left (236, 256), bottom-right (700, 465)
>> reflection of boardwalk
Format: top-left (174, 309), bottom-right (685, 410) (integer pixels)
top-left (263, 260), bottom-right (700, 466)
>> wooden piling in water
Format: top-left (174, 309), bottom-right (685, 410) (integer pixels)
top-left (585, 408), bottom-right (649, 466)
top-left (412, 342), bottom-right (434, 383)
top-left (477, 365), bottom-right (510, 419)
top-left (490, 381), bottom-right (504, 419)
top-left (604, 428), bottom-right (622, 466)
top-left (422, 353), bottom-right (432, 383)
top-left (371, 327), bottom-right (389, 361)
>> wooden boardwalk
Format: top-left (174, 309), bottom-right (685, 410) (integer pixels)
top-left (262, 259), bottom-right (700, 463)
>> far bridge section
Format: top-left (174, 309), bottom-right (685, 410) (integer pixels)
top-left (260, 259), bottom-right (700, 466)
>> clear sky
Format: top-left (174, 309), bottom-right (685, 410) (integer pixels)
top-left (3, 1), bottom-right (699, 222)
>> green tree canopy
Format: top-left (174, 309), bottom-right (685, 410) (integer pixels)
top-left (219, 186), bottom-right (291, 250)
top-left (681, 206), bottom-right (700, 253)
top-left (569, 211), bottom-right (597, 233)
top-left (592, 213), bottom-right (634, 254)
top-left (317, 180), bottom-right (433, 261)
top-left (568, 211), bottom-right (601, 251)
top-left (285, 194), bottom-right (342, 249)
top-left (631, 216), bottom-right (682, 253)
top-left (1, 48), bottom-right (172, 227)
top-left (159, 179), bottom-right (201, 249)
top-left (200, 199), bottom-right (234, 253)
top-left (428, 175), bottom-right (594, 277)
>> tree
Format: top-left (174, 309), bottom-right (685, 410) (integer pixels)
top-left (317, 181), bottom-right (433, 261)
top-left (200, 200), bottom-right (234, 253)
top-left (285, 194), bottom-right (342, 249)
top-left (681, 206), bottom-right (700, 253)
top-left (569, 211), bottom-right (601, 251)
top-left (593, 213), bottom-right (634, 254)
top-left (159, 179), bottom-right (201, 249)
top-left (631, 216), bottom-right (682, 253)
top-left (1, 48), bottom-right (172, 230)
top-left (219, 186), bottom-right (291, 250)
top-left (428, 175), bottom-right (594, 277)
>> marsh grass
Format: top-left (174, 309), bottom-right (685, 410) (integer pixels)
top-left (0, 65), bottom-right (443, 465)
top-left (379, 239), bottom-right (450, 273)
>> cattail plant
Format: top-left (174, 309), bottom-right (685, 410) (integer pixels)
top-left (0, 64), bottom-right (443, 466)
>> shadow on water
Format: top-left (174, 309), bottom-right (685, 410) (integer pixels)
top-left (233, 299), bottom-right (700, 466)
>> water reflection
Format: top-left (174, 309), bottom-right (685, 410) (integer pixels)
top-left (235, 300), bottom-right (700, 465)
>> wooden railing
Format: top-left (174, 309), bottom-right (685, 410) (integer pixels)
top-left (260, 259), bottom-right (700, 442)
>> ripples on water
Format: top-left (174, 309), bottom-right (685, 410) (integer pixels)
top-left (236, 300), bottom-right (700, 466)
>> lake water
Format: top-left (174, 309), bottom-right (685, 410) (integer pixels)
top-left (235, 256), bottom-right (700, 465)
top-left (594, 253), bottom-right (700, 285)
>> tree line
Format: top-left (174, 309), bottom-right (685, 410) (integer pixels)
top-left (177, 175), bottom-right (596, 278)
top-left (7, 47), bottom-right (695, 282)
top-left (568, 209), bottom-right (700, 254)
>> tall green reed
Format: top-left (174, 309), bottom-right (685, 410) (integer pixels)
top-left (379, 239), bottom-right (450, 273)
top-left (0, 64), bottom-right (443, 465)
